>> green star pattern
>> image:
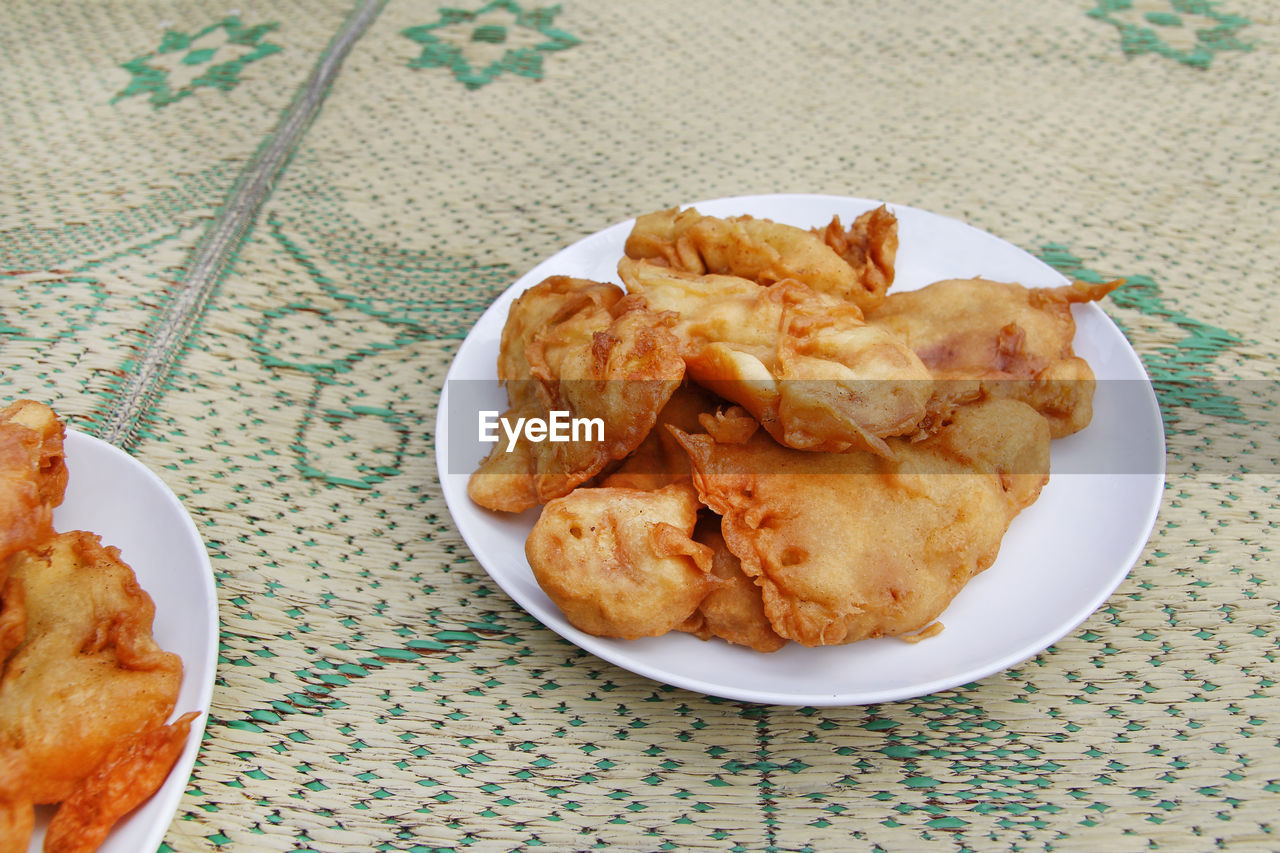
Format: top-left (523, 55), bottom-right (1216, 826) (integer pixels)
top-left (112, 16), bottom-right (283, 107)
top-left (1088, 0), bottom-right (1252, 68)
top-left (402, 0), bottom-right (580, 90)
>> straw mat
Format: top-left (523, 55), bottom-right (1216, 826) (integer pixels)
top-left (2, 1), bottom-right (1277, 850)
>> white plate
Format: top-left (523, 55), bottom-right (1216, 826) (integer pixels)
top-left (26, 430), bottom-right (218, 851)
top-left (436, 193), bottom-right (1166, 707)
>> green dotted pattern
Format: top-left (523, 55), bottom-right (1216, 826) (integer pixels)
top-left (3, 0), bottom-right (1277, 850)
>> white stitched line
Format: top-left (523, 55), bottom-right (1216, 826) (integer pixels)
top-left (101, 0), bottom-right (387, 448)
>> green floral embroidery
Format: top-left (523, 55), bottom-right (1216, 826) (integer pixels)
top-left (402, 0), bottom-right (579, 90)
top-left (253, 212), bottom-right (513, 489)
top-left (113, 17), bottom-right (282, 107)
top-left (1088, 0), bottom-right (1251, 68)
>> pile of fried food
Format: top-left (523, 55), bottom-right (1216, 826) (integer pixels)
top-left (468, 204), bottom-right (1120, 652)
top-left (0, 400), bottom-right (196, 853)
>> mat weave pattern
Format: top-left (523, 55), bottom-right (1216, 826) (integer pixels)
top-left (2, 1), bottom-right (1277, 850)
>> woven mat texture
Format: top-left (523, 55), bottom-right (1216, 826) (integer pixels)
top-left (2, 0), bottom-right (1278, 850)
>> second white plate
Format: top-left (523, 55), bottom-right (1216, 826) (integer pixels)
top-left (27, 430), bottom-right (218, 852)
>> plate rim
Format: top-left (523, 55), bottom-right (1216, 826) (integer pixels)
top-left (435, 192), bottom-right (1167, 707)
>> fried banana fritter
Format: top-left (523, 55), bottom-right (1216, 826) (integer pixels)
top-left (868, 277), bottom-right (1122, 437)
top-left (809, 205), bottom-right (899, 312)
top-left (0, 400), bottom-right (68, 566)
top-left (0, 532), bottom-right (185, 847)
top-left (525, 484), bottom-right (716, 640)
top-left (624, 205), bottom-right (898, 312)
top-left (680, 518), bottom-right (787, 653)
top-left (674, 399), bottom-right (1050, 647)
top-left (43, 711), bottom-right (199, 853)
top-left (620, 258), bottom-right (934, 456)
top-left (600, 382), bottom-right (723, 491)
top-left (468, 276), bottom-right (686, 513)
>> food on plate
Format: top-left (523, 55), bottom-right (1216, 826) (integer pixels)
top-left (680, 518), bottom-right (787, 653)
top-left (623, 205), bottom-right (897, 312)
top-left (810, 205), bottom-right (898, 312)
top-left (695, 402), bottom-right (763, 446)
top-left (0, 400), bottom-right (68, 565)
top-left (467, 275), bottom-right (686, 513)
top-left (0, 532), bottom-right (186, 850)
top-left (0, 586), bottom-right (21, 681)
top-left (0, 801), bottom-right (34, 853)
top-left (524, 483), bottom-right (716, 639)
top-left (673, 398), bottom-right (1050, 647)
top-left (619, 257), bottom-right (935, 456)
top-left (43, 709), bottom-right (199, 853)
top-left (465, 200), bottom-right (1120, 657)
top-left (0, 402), bottom-right (197, 853)
top-left (600, 382), bottom-right (722, 491)
top-left (867, 277), bottom-right (1123, 437)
